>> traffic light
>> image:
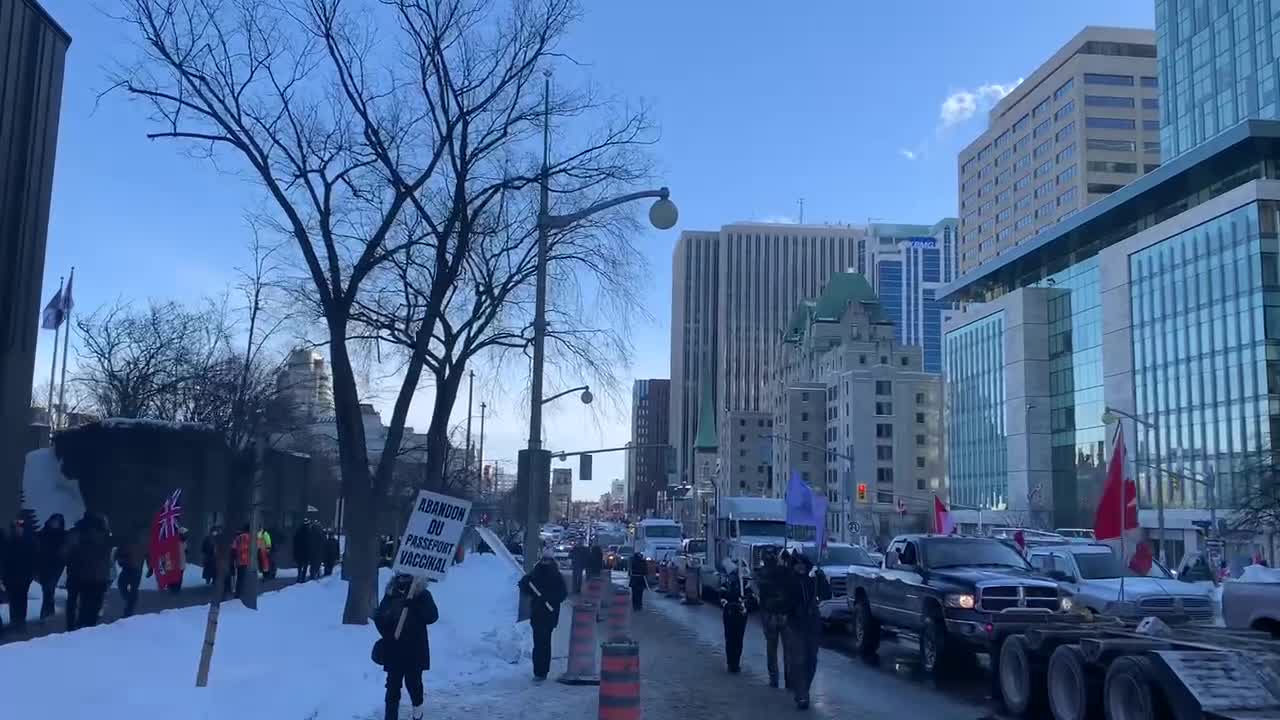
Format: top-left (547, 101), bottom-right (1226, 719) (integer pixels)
top-left (580, 453), bottom-right (593, 482)
top-left (857, 483), bottom-right (868, 502)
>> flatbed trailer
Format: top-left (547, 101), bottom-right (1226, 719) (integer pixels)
top-left (993, 616), bottom-right (1280, 720)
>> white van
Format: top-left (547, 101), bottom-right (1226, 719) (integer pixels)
top-left (634, 518), bottom-right (682, 564)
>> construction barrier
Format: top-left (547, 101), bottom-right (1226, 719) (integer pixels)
top-left (682, 566), bottom-right (701, 604)
top-left (657, 564), bottom-right (669, 594)
top-left (598, 641), bottom-right (640, 720)
top-left (557, 600), bottom-right (600, 685)
top-left (586, 575), bottom-right (604, 608)
top-left (606, 586), bottom-right (632, 642)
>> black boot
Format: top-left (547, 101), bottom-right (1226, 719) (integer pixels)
top-left (384, 701), bottom-right (399, 720)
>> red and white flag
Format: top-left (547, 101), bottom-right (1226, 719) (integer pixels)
top-left (1094, 424), bottom-right (1152, 575)
top-left (149, 489), bottom-right (185, 589)
top-left (933, 496), bottom-right (955, 535)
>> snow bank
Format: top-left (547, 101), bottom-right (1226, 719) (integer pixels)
top-left (0, 555), bottom-right (531, 720)
top-left (1238, 564), bottom-right (1280, 584)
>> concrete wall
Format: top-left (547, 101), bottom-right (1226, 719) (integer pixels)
top-left (0, 0), bottom-right (69, 523)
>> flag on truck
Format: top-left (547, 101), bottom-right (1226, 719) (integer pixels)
top-left (1093, 423), bottom-right (1152, 575)
top-left (933, 496), bottom-right (955, 535)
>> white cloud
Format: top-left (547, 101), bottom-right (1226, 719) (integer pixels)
top-left (754, 214), bottom-right (798, 224)
top-left (939, 79), bottom-right (1023, 127)
top-left (899, 148), bottom-right (918, 161)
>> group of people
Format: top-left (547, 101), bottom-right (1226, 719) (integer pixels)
top-left (292, 520), bottom-right (340, 582)
top-left (0, 511), bottom-right (143, 635)
top-left (719, 547), bottom-right (831, 711)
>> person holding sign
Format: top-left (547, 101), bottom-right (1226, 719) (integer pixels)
top-left (373, 573), bottom-right (439, 720)
top-left (518, 549), bottom-right (568, 681)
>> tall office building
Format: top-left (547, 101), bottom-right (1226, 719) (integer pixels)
top-left (865, 220), bottom-right (960, 373)
top-left (670, 223), bottom-right (865, 493)
top-left (551, 467), bottom-right (573, 520)
top-left (1157, 0), bottom-right (1280, 160)
top-left (629, 379), bottom-right (670, 516)
top-left (1, 0), bottom-right (69, 521)
top-left (957, 27), bottom-right (1158, 274)
top-left (276, 348), bottom-right (335, 422)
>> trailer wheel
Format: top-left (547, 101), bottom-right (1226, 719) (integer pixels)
top-left (852, 594), bottom-right (880, 659)
top-left (999, 634), bottom-right (1046, 716)
top-left (1048, 644), bottom-right (1100, 720)
top-left (1103, 656), bottom-right (1161, 720)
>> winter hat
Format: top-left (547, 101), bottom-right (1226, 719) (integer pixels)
top-left (541, 548), bottom-right (555, 560)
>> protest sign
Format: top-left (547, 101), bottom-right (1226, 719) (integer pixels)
top-left (393, 490), bottom-right (473, 581)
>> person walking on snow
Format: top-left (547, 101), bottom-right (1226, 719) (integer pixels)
top-left (292, 521), bottom-right (312, 582)
top-left (586, 542), bottom-right (604, 581)
top-left (373, 573), bottom-right (438, 720)
top-left (570, 541), bottom-right (586, 594)
top-left (628, 550), bottom-right (648, 610)
top-left (519, 549), bottom-right (568, 681)
top-left (780, 551), bottom-right (830, 710)
top-left (231, 524), bottom-right (252, 597)
top-left (307, 521), bottom-right (324, 580)
top-left (114, 527), bottom-right (148, 618)
top-left (754, 547), bottom-right (788, 688)
top-left (256, 528), bottom-right (273, 580)
top-left (323, 529), bottom-right (339, 576)
top-left (36, 513), bottom-right (67, 620)
top-left (719, 561), bottom-right (754, 673)
top-left (1, 515), bottom-right (37, 633)
top-left (63, 512), bottom-right (113, 631)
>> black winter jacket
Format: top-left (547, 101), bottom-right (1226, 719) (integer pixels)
top-left (65, 515), bottom-right (115, 586)
top-left (755, 564), bottom-right (789, 615)
top-left (780, 567), bottom-right (831, 628)
top-left (36, 515), bottom-right (67, 583)
top-left (586, 546), bottom-right (604, 575)
top-left (2, 524), bottom-right (37, 582)
top-left (375, 588), bottom-right (439, 672)
top-left (520, 559), bottom-right (568, 627)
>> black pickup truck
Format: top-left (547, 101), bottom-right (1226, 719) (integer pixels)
top-left (846, 534), bottom-right (1070, 675)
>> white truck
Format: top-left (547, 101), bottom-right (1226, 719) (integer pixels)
top-left (699, 497), bottom-right (788, 600)
top-left (633, 518), bottom-right (682, 565)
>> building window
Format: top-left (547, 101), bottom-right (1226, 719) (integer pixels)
top-left (1014, 154), bottom-right (1031, 172)
top-left (1084, 95), bottom-right (1134, 108)
top-left (916, 434), bottom-right (926, 446)
top-left (1033, 119), bottom-right (1051, 138)
top-left (1085, 116), bottom-right (1135, 130)
top-left (739, 418), bottom-right (746, 426)
top-left (1055, 122), bottom-right (1075, 143)
top-left (879, 355), bottom-right (888, 365)
top-left (1032, 98), bottom-right (1050, 118)
top-left (1053, 100), bottom-right (1074, 122)
top-left (1055, 143), bottom-right (1076, 164)
top-left (875, 424), bottom-right (893, 439)
top-left (1012, 113), bottom-right (1030, 134)
top-left (800, 391), bottom-right (809, 401)
top-left (875, 380), bottom-right (892, 395)
top-left (875, 401), bottom-right (893, 416)
top-left (876, 467), bottom-right (894, 485)
top-left (916, 412), bottom-right (925, 424)
top-left (1144, 163), bottom-right (1160, 173)
top-left (1057, 165), bottom-right (1077, 186)
top-left (1086, 160), bottom-right (1137, 173)
top-left (1084, 73), bottom-right (1134, 86)
top-left (801, 472), bottom-right (810, 483)
top-left (1035, 159), bottom-right (1053, 178)
top-left (1087, 137), bottom-right (1136, 152)
top-left (739, 434), bottom-right (746, 442)
top-left (1057, 186), bottom-right (1078, 208)
top-left (1087, 182), bottom-right (1125, 194)
top-left (916, 456), bottom-right (926, 468)
top-left (800, 431), bottom-right (809, 441)
top-left (1141, 98), bottom-right (1158, 110)
top-left (1142, 119), bottom-right (1159, 131)
top-left (1143, 141), bottom-right (1159, 154)
top-left (801, 451), bottom-right (810, 461)
top-left (1139, 76), bottom-right (1157, 88)
top-left (1053, 77), bottom-right (1074, 101)
top-left (876, 445), bottom-right (893, 461)
top-left (858, 354), bottom-right (866, 365)
top-left (900, 356), bottom-right (909, 367)
top-left (801, 412), bottom-right (809, 421)
top-left (1033, 139), bottom-right (1052, 158)
top-left (917, 477), bottom-right (927, 490)
top-left (916, 392), bottom-right (925, 404)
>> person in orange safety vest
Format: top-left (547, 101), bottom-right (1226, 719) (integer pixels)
top-left (231, 524), bottom-right (252, 597)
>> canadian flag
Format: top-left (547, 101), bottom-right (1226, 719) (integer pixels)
top-left (933, 496), bottom-right (955, 535)
top-left (1094, 423), bottom-right (1153, 575)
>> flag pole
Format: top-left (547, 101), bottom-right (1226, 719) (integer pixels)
top-left (56, 268), bottom-right (74, 429)
top-left (1116, 421), bottom-right (1126, 605)
top-left (46, 276), bottom-right (63, 433)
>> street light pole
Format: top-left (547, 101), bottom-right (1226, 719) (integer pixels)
top-left (1104, 406), bottom-right (1167, 565)
top-left (520, 69), bottom-right (678, 572)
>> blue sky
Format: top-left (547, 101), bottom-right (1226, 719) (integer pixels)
top-left (35, 0), bottom-right (1153, 501)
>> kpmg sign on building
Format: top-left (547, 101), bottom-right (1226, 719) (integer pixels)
top-left (904, 238), bottom-right (938, 250)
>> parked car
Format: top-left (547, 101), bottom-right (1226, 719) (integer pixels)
top-left (847, 534), bottom-right (1069, 675)
top-left (1222, 564), bottom-right (1280, 636)
top-left (1026, 542), bottom-right (1214, 622)
top-left (794, 542), bottom-right (877, 628)
top-left (1054, 528), bottom-right (1097, 542)
top-left (672, 538), bottom-right (706, 588)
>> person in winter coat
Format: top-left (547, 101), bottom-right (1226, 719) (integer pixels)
top-left (779, 551), bottom-right (830, 710)
top-left (2, 516), bottom-right (38, 633)
top-left (200, 527), bottom-right (220, 585)
top-left (293, 522), bottom-right (312, 582)
top-left (307, 522), bottom-right (324, 580)
top-left (586, 543), bottom-right (604, 579)
top-left (719, 563), bottom-right (754, 673)
top-left (63, 512), bottom-right (114, 631)
top-left (569, 542), bottom-right (586, 594)
top-left (374, 573), bottom-right (439, 720)
top-left (629, 551), bottom-right (649, 610)
top-left (257, 528), bottom-right (273, 580)
top-left (231, 524), bottom-right (252, 597)
top-left (518, 549), bottom-right (568, 681)
top-left (323, 529), bottom-right (340, 576)
top-left (114, 528), bottom-right (149, 618)
top-left (36, 513), bottom-right (67, 620)
top-left (754, 547), bottom-right (789, 688)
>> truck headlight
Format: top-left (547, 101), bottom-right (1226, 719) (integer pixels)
top-left (944, 593), bottom-right (976, 610)
top-left (1060, 596), bottom-right (1074, 612)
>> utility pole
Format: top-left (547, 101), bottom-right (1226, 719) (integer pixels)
top-left (465, 370), bottom-right (475, 486)
top-left (478, 402), bottom-right (486, 493)
top-left (797, 198), bottom-right (805, 224)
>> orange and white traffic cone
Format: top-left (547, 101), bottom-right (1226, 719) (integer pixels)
top-left (606, 586), bottom-right (632, 642)
top-left (598, 641), bottom-right (640, 720)
top-left (683, 567), bottom-right (701, 605)
top-left (557, 600), bottom-right (600, 685)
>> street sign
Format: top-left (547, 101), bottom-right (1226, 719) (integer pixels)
top-left (848, 521), bottom-right (861, 534)
top-left (392, 490), bottom-right (473, 581)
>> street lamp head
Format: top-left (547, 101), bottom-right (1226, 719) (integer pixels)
top-left (649, 192), bottom-right (678, 230)
top-left (1101, 410), bottom-right (1118, 425)
top-left (580, 388), bottom-right (594, 405)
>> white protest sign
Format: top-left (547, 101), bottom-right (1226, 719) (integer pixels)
top-left (393, 490), bottom-right (473, 581)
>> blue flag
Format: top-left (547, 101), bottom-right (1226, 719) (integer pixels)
top-left (785, 472), bottom-right (828, 549)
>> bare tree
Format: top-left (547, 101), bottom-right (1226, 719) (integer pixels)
top-left (1228, 457), bottom-right (1280, 538)
top-left (115, 0), bottom-right (655, 623)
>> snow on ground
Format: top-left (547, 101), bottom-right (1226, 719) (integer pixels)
top-left (0, 555), bottom-right (531, 720)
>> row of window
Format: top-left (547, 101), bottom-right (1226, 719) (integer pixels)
top-left (1086, 138), bottom-right (1161, 153)
top-left (1085, 73), bottom-right (1158, 87)
top-left (1085, 116), bottom-right (1161, 131)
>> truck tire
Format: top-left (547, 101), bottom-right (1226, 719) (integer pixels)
top-left (1048, 644), bottom-right (1100, 720)
top-left (999, 634), bottom-right (1046, 716)
top-left (852, 594), bottom-right (880, 659)
top-left (1103, 656), bottom-right (1164, 720)
top-left (919, 609), bottom-right (950, 676)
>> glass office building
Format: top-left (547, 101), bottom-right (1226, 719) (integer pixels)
top-left (868, 221), bottom-right (959, 373)
top-left (1157, 0), bottom-right (1280, 160)
top-left (944, 312), bottom-right (1008, 510)
top-left (942, 120), bottom-right (1280, 557)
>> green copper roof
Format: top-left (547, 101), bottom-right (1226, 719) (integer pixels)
top-left (692, 374), bottom-right (717, 453)
top-left (811, 272), bottom-right (877, 321)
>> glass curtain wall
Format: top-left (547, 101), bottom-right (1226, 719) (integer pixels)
top-left (945, 313), bottom-right (1008, 510)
